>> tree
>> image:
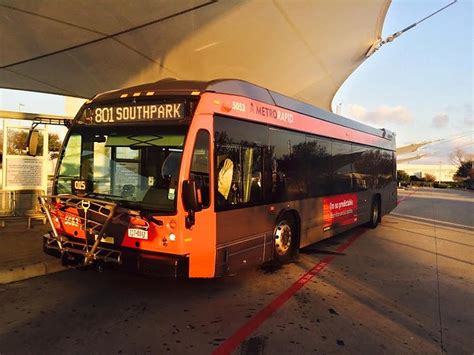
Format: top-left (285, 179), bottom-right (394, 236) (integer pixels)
top-left (48, 133), bottom-right (62, 159)
top-left (7, 129), bottom-right (29, 155)
top-left (450, 148), bottom-right (467, 167)
top-left (397, 170), bottom-right (410, 183)
top-left (424, 173), bottom-right (436, 183)
top-left (453, 160), bottom-right (473, 186)
top-left (454, 160), bottom-right (472, 179)
top-left (3, 129), bottom-right (62, 158)
top-left (452, 157), bottom-right (473, 189)
top-left (450, 146), bottom-right (473, 187)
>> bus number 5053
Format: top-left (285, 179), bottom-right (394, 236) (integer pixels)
top-left (232, 101), bottom-right (246, 112)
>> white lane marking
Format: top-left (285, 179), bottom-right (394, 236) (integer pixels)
top-left (390, 213), bottom-right (474, 232)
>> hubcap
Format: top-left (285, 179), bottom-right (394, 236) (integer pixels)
top-left (372, 201), bottom-right (379, 223)
top-left (274, 221), bottom-right (292, 256)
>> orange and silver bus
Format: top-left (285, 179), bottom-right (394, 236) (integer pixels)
top-left (38, 79), bottom-right (397, 278)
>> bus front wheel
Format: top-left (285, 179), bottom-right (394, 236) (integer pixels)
top-left (273, 217), bottom-right (295, 263)
top-left (367, 197), bottom-right (381, 229)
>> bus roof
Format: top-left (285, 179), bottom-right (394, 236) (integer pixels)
top-left (92, 79), bottom-right (394, 141)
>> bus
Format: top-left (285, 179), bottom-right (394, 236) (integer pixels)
top-left (36, 79), bottom-right (397, 278)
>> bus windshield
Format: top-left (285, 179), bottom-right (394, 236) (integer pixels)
top-left (55, 125), bottom-right (188, 213)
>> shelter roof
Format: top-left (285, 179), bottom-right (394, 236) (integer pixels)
top-left (0, 0), bottom-right (391, 111)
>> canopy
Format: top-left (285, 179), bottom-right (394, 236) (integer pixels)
top-left (0, 0), bottom-right (391, 111)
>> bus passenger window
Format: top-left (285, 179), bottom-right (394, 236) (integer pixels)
top-left (216, 145), bottom-right (263, 208)
top-left (190, 130), bottom-right (210, 208)
top-left (250, 171), bottom-right (263, 203)
top-left (242, 147), bottom-right (262, 204)
top-left (218, 158), bottom-right (234, 200)
top-left (216, 145), bottom-right (240, 208)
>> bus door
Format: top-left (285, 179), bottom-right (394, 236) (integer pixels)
top-left (180, 120), bottom-right (215, 277)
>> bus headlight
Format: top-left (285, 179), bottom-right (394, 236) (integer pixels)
top-left (169, 233), bottom-right (176, 242)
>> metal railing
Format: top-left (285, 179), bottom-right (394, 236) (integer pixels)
top-left (39, 195), bottom-right (121, 266)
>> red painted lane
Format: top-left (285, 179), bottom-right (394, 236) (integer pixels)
top-left (213, 228), bottom-right (366, 355)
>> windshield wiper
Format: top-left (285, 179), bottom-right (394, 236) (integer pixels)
top-left (127, 134), bottom-right (163, 148)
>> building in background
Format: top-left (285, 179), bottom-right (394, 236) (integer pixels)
top-left (398, 163), bottom-right (457, 182)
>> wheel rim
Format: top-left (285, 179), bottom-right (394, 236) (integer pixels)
top-left (372, 201), bottom-right (379, 223)
top-left (274, 221), bottom-right (292, 256)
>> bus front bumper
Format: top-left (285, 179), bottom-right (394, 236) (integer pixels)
top-left (43, 232), bottom-right (189, 277)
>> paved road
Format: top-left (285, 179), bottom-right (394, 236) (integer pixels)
top-left (0, 188), bottom-right (472, 354)
top-left (395, 187), bottom-right (473, 229)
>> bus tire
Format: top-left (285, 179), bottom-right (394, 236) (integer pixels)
top-left (273, 216), bottom-right (296, 264)
top-left (367, 196), bottom-right (381, 229)
top-left (43, 235), bottom-right (61, 258)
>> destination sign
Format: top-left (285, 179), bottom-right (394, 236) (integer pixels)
top-left (86, 103), bottom-right (185, 124)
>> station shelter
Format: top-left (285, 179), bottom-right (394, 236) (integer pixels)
top-left (0, 111), bottom-right (72, 226)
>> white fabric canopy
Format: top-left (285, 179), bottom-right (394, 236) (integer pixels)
top-left (0, 0), bottom-right (391, 111)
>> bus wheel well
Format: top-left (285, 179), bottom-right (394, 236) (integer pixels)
top-left (275, 209), bottom-right (301, 256)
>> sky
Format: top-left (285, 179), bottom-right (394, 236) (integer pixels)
top-left (0, 0), bottom-right (472, 165)
top-left (0, 87), bottom-right (84, 138)
top-left (334, 0), bottom-right (473, 165)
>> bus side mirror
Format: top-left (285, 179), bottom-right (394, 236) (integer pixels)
top-left (182, 180), bottom-right (202, 228)
top-left (27, 129), bottom-right (39, 156)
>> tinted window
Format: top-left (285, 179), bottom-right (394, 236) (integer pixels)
top-left (214, 114), bottom-right (394, 205)
top-left (352, 144), bottom-right (370, 191)
top-left (215, 116), bottom-right (266, 210)
top-left (332, 141), bottom-right (352, 194)
top-left (352, 145), bottom-right (394, 189)
top-left (215, 115), bottom-right (267, 146)
top-left (305, 136), bottom-right (332, 196)
top-left (380, 149), bottom-right (394, 187)
top-left (268, 128), bottom-right (306, 201)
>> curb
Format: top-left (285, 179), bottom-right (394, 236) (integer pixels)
top-left (0, 259), bottom-right (66, 284)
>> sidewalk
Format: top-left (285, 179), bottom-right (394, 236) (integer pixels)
top-left (0, 219), bottom-right (65, 284)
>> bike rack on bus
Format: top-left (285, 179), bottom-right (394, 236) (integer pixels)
top-left (39, 195), bottom-right (121, 267)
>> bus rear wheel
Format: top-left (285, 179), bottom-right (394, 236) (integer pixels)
top-left (367, 197), bottom-right (381, 229)
top-left (273, 217), bottom-right (295, 263)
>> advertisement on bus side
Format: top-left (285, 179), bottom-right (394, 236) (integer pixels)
top-left (323, 193), bottom-right (358, 230)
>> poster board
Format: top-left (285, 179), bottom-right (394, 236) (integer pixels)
top-left (1, 122), bottom-right (48, 191)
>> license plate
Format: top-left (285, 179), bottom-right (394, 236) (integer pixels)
top-left (128, 228), bottom-right (148, 240)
